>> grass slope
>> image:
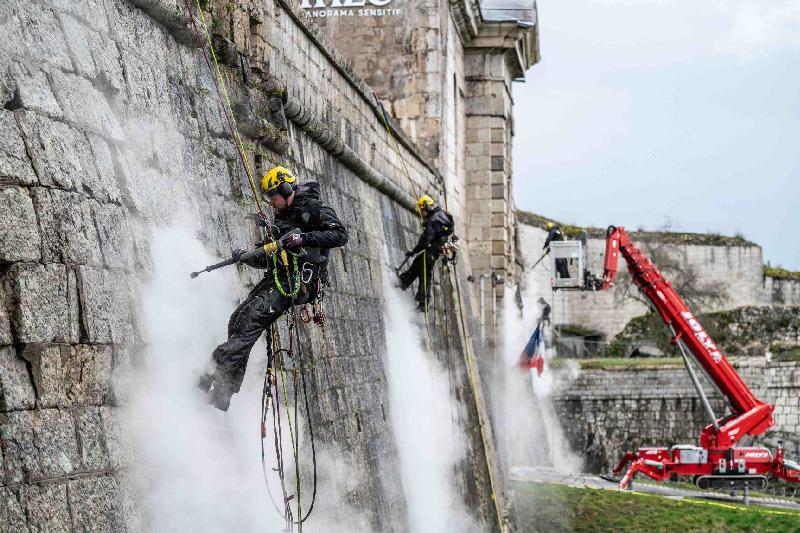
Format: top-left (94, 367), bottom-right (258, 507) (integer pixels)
top-left (512, 481), bottom-right (800, 533)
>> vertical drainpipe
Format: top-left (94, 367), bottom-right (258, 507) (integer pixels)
top-left (479, 274), bottom-right (487, 343)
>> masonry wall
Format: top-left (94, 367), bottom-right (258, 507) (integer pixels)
top-left (0, 1), bottom-right (500, 530)
top-left (550, 361), bottom-right (800, 474)
top-left (766, 276), bottom-right (800, 306)
top-left (518, 222), bottom-right (780, 340)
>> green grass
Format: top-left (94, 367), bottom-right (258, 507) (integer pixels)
top-left (764, 266), bottom-right (800, 281)
top-left (515, 210), bottom-right (755, 246)
top-left (771, 344), bottom-right (800, 362)
top-left (550, 357), bottom-right (684, 370)
top-left (512, 481), bottom-right (800, 533)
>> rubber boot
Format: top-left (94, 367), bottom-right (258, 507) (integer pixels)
top-left (209, 380), bottom-right (233, 412)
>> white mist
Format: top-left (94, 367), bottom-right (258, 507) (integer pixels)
top-left (499, 267), bottom-right (583, 474)
top-left (126, 226), bottom-right (367, 532)
top-left (381, 267), bottom-right (476, 532)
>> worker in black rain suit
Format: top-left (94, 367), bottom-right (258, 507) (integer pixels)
top-left (398, 195), bottom-right (454, 311)
top-left (538, 297), bottom-right (551, 325)
top-left (199, 166), bottom-right (348, 411)
top-left (543, 221), bottom-right (571, 280)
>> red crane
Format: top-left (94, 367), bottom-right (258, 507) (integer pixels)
top-left (592, 226), bottom-right (800, 491)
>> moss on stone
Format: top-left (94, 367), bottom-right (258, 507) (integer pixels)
top-left (765, 265), bottom-right (800, 281)
top-left (516, 209), bottom-right (756, 246)
top-left (558, 324), bottom-right (601, 337)
top-left (771, 343), bottom-right (800, 362)
top-left (609, 306), bottom-right (800, 358)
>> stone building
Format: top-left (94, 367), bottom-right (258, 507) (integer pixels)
top-left (312, 0), bottom-right (540, 336)
top-left (517, 213), bottom-right (800, 341)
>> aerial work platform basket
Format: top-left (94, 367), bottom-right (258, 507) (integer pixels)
top-left (549, 240), bottom-right (585, 290)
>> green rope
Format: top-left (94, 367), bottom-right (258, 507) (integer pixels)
top-left (273, 252), bottom-right (301, 298)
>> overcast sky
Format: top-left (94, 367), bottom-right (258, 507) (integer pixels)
top-left (512, 0), bottom-right (800, 270)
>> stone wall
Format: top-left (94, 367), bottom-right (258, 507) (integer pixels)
top-left (517, 221), bottom-right (788, 340)
top-left (550, 360), bottom-right (800, 474)
top-left (0, 1), bottom-right (504, 530)
top-left (766, 276), bottom-right (800, 306)
top-left (312, 2), bottom-right (540, 341)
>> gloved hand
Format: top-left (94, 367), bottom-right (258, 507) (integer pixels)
top-left (405, 250), bottom-right (415, 258)
top-left (232, 248), bottom-right (247, 261)
top-left (281, 233), bottom-right (304, 250)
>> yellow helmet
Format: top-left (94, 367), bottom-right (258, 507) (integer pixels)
top-left (261, 166), bottom-right (297, 197)
top-left (546, 222), bottom-right (555, 229)
top-left (416, 194), bottom-right (434, 212)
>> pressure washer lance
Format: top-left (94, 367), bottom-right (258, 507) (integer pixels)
top-left (190, 229), bottom-right (301, 279)
top-left (394, 255), bottom-right (411, 277)
top-left (528, 249), bottom-right (550, 272)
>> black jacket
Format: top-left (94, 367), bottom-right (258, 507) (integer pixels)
top-left (274, 182), bottom-right (348, 252)
top-left (245, 182), bottom-right (348, 271)
top-left (543, 226), bottom-right (565, 250)
top-left (411, 206), bottom-right (454, 255)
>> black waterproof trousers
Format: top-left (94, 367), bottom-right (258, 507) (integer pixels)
top-left (205, 276), bottom-right (312, 410)
top-left (399, 249), bottom-right (437, 308)
top-left (555, 257), bottom-right (570, 279)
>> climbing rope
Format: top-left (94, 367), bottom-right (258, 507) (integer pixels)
top-left (183, 0), bottom-right (266, 217)
top-left (375, 91), bottom-right (505, 530)
top-left (257, 252), bottom-right (320, 532)
top-left (373, 91), bottom-right (439, 322)
top-left (183, 2), bottom-right (321, 529)
top-left (273, 251), bottom-right (301, 298)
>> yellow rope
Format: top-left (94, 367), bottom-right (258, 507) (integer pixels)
top-left (451, 266), bottom-right (506, 532)
top-left (375, 95), bottom-right (421, 203)
top-left (377, 92), bottom-right (504, 530)
top-left (191, 0), bottom-right (264, 214)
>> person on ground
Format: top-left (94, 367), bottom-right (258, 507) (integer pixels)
top-left (199, 166), bottom-right (348, 411)
top-left (398, 194), bottom-right (454, 311)
top-left (538, 297), bottom-right (551, 325)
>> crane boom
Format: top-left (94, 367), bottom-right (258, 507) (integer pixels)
top-left (601, 227), bottom-right (773, 448)
top-left (588, 226), bottom-right (799, 490)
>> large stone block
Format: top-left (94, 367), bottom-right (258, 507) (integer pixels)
top-left (117, 47), bottom-right (170, 116)
top-left (33, 409), bottom-right (80, 479)
top-left (0, 288), bottom-right (12, 345)
top-left (75, 407), bottom-right (110, 471)
top-left (106, 0), bottom-right (168, 65)
top-left (0, 346), bottom-right (36, 411)
top-left (7, 63), bottom-right (63, 118)
top-left (58, 12), bottom-right (98, 79)
top-left (92, 202), bottom-right (134, 270)
top-left (30, 188), bottom-right (103, 266)
top-left (17, 111), bottom-right (95, 191)
top-left (100, 407), bottom-right (128, 470)
top-left (23, 482), bottom-right (71, 533)
top-left (0, 186), bottom-right (41, 263)
top-left (0, 411), bottom-right (42, 484)
top-left (0, 487), bottom-right (28, 533)
top-left (6, 263), bottom-right (78, 344)
top-left (0, 2), bottom-right (72, 71)
top-left (52, 0), bottom-right (110, 33)
top-left (110, 345), bottom-right (140, 405)
top-left (0, 111), bottom-right (37, 185)
top-left (85, 134), bottom-right (124, 203)
top-left (49, 70), bottom-right (123, 142)
top-left (76, 267), bottom-right (134, 343)
top-left (63, 345), bottom-right (113, 407)
top-left (67, 476), bottom-right (125, 532)
top-left (20, 344), bottom-right (68, 409)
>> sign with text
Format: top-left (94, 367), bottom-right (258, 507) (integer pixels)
top-left (300, 0), bottom-right (402, 18)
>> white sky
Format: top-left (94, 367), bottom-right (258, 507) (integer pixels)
top-left (512, 0), bottom-right (800, 269)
